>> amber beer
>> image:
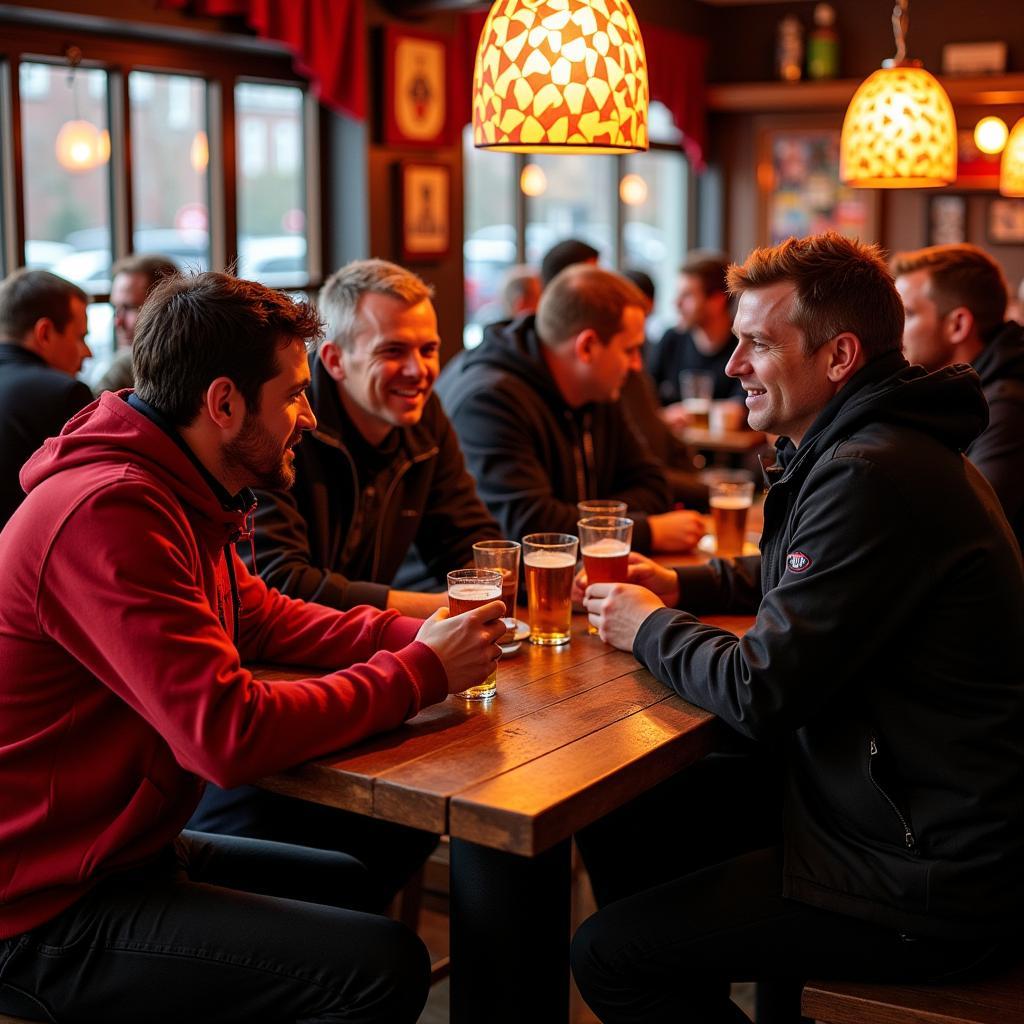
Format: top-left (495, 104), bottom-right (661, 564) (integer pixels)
top-left (472, 540), bottom-right (521, 645)
top-left (708, 475), bottom-right (755, 557)
top-left (679, 370), bottom-right (714, 430)
top-left (446, 569), bottom-right (503, 699)
top-left (682, 398), bottom-right (711, 430)
top-left (522, 534), bottom-right (579, 646)
top-left (578, 516), bottom-right (633, 635)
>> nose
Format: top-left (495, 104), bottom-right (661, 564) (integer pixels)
top-left (298, 391), bottom-right (317, 432)
top-left (724, 341), bottom-right (747, 379)
top-left (628, 348), bottom-right (643, 372)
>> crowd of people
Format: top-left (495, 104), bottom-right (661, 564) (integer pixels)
top-left (0, 231), bottom-right (1021, 1023)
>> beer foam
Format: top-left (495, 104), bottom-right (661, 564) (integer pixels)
top-left (524, 550), bottom-right (577, 569)
top-left (448, 584), bottom-right (502, 600)
top-left (709, 495), bottom-right (752, 510)
top-left (581, 539), bottom-right (630, 558)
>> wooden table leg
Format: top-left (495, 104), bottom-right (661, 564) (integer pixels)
top-left (450, 837), bottom-right (572, 1024)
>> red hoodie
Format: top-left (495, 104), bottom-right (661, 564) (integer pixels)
top-left (0, 392), bottom-right (448, 938)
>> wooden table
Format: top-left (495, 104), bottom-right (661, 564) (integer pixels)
top-left (258, 611), bottom-right (752, 1023)
top-left (682, 426), bottom-right (767, 455)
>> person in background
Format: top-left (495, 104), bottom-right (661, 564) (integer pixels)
top-left (0, 268), bottom-right (92, 528)
top-left (893, 243), bottom-right (1024, 549)
top-left (500, 264), bottom-right (542, 319)
top-left (0, 269), bottom-right (505, 1023)
top-left (436, 263), bottom-right (705, 553)
top-left (94, 253), bottom-right (179, 394)
top-left (573, 233), bottom-right (1024, 1024)
top-left (540, 237), bottom-right (599, 287)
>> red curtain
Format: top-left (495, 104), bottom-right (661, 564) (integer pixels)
top-left (160, 0), bottom-right (367, 120)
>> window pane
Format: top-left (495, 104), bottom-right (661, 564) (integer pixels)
top-left (622, 150), bottom-right (689, 339)
top-left (130, 71), bottom-right (210, 273)
top-left (524, 154), bottom-right (616, 268)
top-left (81, 301), bottom-right (114, 388)
top-left (21, 62), bottom-right (111, 295)
top-left (648, 99), bottom-right (683, 147)
top-left (462, 124), bottom-right (517, 346)
top-left (235, 82), bottom-right (307, 287)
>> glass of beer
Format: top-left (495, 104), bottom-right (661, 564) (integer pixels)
top-left (446, 568), bottom-right (503, 700)
top-left (578, 516), bottom-right (633, 635)
top-left (708, 473), bottom-right (755, 558)
top-left (472, 540), bottom-right (520, 646)
top-left (522, 533), bottom-right (579, 646)
top-left (679, 370), bottom-right (714, 429)
top-left (577, 499), bottom-right (627, 518)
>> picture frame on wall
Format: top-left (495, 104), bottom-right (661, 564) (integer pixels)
top-left (383, 27), bottom-right (449, 147)
top-left (757, 120), bottom-right (879, 246)
top-left (988, 198), bottom-right (1024, 246)
top-left (927, 194), bottom-right (968, 246)
top-left (400, 161), bottom-right (450, 262)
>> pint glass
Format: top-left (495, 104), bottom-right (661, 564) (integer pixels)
top-left (708, 473), bottom-right (755, 558)
top-left (577, 499), bottom-right (627, 518)
top-left (578, 516), bottom-right (633, 635)
top-left (522, 533), bottom-right (578, 646)
top-left (679, 370), bottom-right (714, 429)
top-left (472, 540), bottom-right (521, 644)
top-left (446, 568), bottom-right (503, 699)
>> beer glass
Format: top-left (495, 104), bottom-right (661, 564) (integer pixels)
top-left (472, 540), bottom-right (520, 646)
top-left (522, 533), bottom-right (578, 646)
top-left (679, 370), bottom-right (714, 429)
top-left (577, 499), bottom-right (627, 518)
top-left (708, 473), bottom-right (755, 557)
top-left (446, 568), bottom-right (503, 699)
top-left (578, 516), bottom-right (633, 635)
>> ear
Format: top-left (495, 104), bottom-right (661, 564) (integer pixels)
top-left (203, 376), bottom-right (246, 431)
top-left (31, 317), bottom-right (56, 353)
top-left (825, 332), bottom-right (863, 384)
top-left (573, 328), bottom-right (602, 365)
top-left (319, 340), bottom-right (346, 382)
top-left (943, 306), bottom-right (975, 346)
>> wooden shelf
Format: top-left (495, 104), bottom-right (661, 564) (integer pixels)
top-left (707, 73), bottom-right (1024, 112)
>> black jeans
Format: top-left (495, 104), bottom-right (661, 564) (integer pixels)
top-left (0, 831), bottom-right (430, 1024)
top-left (572, 751), bottom-right (1004, 1024)
top-left (189, 785), bottom-right (438, 912)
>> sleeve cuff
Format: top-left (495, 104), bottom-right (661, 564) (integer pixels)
top-left (342, 579), bottom-right (391, 610)
top-left (393, 640), bottom-right (449, 711)
top-left (631, 513), bottom-right (653, 554)
top-left (675, 563), bottom-right (733, 614)
top-left (378, 613), bottom-right (424, 652)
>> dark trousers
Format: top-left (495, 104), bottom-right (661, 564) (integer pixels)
top-left (572, 751), bottom-right (1003, 1024)
top-left (0, 831), bottom-right (430, 1024)
top-left (189, 784), bottom-right (439, 911)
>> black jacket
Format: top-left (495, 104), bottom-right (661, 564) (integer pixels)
top-left (0, 342), bottom-right (93, 529)
top-left (434, 316), bottom-right (672, 552)
top-left (969, 320), bottom-right (1024, 549)
top-left (635, 351), bottom-right (1024, 938)
top-left (646, 326), bottom-right (744, 405)
top-left (245, 354), bottom-right (500, 609)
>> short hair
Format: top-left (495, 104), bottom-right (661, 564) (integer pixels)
top-left (132, 271), bottom-right (323, 427)
top-left (111, 253), bottom-right (180, 294)
top-left (622, 268), bottom-right (656, 304)
top-left (536, 265), bottom-right (647, 347)
top-left (891, 243), bottom-right (1009, 340)
top-left (0, 268), bottom-right (88, 341)
top-left (318, 259), bottom-right (433, 351)
top-left (680, 255), bottom-right (730, 297)
top-left (540, 238), bottom-right (599, 286)
top-left (727, 232), bottom-right (904, 360)
top-left (501, 265), bottom-right (541, 316)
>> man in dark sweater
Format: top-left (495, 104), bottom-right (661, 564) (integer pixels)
top-left (894, 243), bottom-right (1024, 549)
top-left (575, 234), bottom-right (1024, 1024)
top-left (0, 269), bottom-right (93, 528)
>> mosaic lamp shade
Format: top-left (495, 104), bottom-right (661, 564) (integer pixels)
top-left (840, 65), bottom-right (957, 188)
top-left (1000, 118), bottom-right (1024, 198)
top-left (472, 0), bottom-right (649, 154)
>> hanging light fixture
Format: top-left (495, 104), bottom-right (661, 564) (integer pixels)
top-left (1000, 118), bottom-right (1024, 197)
top-left (472, 0), bottom-right (649, 154)
top-left (54, 46), bottom-right (109, 173)
top-left (519, 162), bottom-right (548, 196)
top-left (974, 116), bottom-right (1008, 156)
top-left (839, 0), bottom-right (956, 188)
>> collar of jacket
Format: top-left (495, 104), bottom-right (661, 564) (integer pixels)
top-left (0, 341), bottom-right (49, 368)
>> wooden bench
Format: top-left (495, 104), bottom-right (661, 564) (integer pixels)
top-left (802, 956), bottom-right (1024, 1024)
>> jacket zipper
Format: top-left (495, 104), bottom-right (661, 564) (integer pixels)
top-left (868, 736), bottom-right (916, 850)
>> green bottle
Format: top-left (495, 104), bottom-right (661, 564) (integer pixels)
top-left (808, 3), bottom-right (839, 80)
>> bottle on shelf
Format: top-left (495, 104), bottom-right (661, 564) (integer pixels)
top-left (776, 14), bottom-right (804, 83)
top-left (807, 3), bottom-right (839, 80)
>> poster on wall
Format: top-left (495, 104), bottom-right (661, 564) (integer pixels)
top-left (400, 162), bottom-right (450, 262)
top-left (384, 28), bottom-right (449, 147)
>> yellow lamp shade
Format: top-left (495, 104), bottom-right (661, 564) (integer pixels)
top-left (472, 0), bottom-right (649, 154)
top-left (55, 119), bottom-right (109, 172)
top-left (840, 66), bottom-right (957, 188)
top-left (1000, 118), bottom-right (1024, 198)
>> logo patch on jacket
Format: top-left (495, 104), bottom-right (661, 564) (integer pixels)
top-left (786, 551), bottom-right (812, 573)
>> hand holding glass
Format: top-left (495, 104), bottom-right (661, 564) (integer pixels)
top-left (447, 568), bottom-right (503, 699)
top-left (578, 516), bottom-right (633, 635)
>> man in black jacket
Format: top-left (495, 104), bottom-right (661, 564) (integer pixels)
top-left (0, 269), bottom-right (93, 528)
top-left (574, 234), bottom-right (1024, 1024)
top-left (435, 265), bottom-right (705, 553)
top-left (893, 243), bottom-right (1024, 550)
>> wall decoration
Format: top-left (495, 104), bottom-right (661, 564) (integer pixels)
top-left (384, 27), bottom-right (449, 147)
top-left (758, 123), bottom-right (878, 246)
top-left (988, 197), bottom-right (1024, 245)
top-left (927, 194), bottom-right (968, 246)
top-left (954, 129), bottom-right (1002, 190)
top-left (400, 162), bottom-right (450, 262)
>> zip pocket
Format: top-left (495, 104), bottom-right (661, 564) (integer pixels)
top-left (868, 736), bottom-right (916, 850)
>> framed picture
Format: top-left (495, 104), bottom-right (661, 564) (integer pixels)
top-left (383, 27), bottom-right (449, 147)
top-left (988, 198), bottom-right (1024, 245)
top-left (954, 129), bottom-right (1001, 190)
top-left (400, 162), bottom-right (450, 262)
top-left (927, 194), bottom-right (968, 245)
top-left (757, 120), bottom-right (879, 246)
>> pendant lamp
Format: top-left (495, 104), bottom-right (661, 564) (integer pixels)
top-left (1000, 118), bottom-right (1024, 198)
top-left (840, 0), bottom-right (956, 188)
top-left (472, 0), bottom-right (649, 154)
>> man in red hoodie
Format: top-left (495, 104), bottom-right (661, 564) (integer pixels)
top-left (0, 272), bottom-right (505, 1023)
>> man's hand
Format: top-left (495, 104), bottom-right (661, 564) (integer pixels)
top-left (648, 510), bottom-right (706, 553)
top-left (624, 553), bottom-right (680, 606)
top-left (659, 402), bottom-right (690, 431)
top-left (583, 583), bottom-right (665, 652)
top-left (415, 601), bottom-right (506, 695)
top-left (387, 589), bottom-right (449, 617)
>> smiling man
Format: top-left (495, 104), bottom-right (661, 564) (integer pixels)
top-left (573, 234), bottom-right (1024, 1024)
